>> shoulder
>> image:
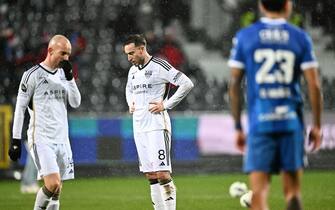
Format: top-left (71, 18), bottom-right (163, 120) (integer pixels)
top-left (285, 23), bottom-right (310, 38)
top-left (236, 22), bottom-right (260, 38)
top-left (129, 66), bottom-right (138, 74)
top-left (22, 64), bottom-right (41, 83)
top-left (151, 57), bottom-right (173, 71)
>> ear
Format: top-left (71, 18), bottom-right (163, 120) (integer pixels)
top-left (48, 47), bottom-right (53, 55)
top-left (258, 1), bottom-right (265, 15)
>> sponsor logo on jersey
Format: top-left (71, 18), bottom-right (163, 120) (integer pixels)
top-left (21, 83), bottom-right (27, 92)
top-left (133, 83), bottom-right (153, 90)
top-left (144, 70), bottom-right (152, 78)
top-left (172, 72), bottom-right (182, 83)
top-left (44, 89), bottom-right (66, 100)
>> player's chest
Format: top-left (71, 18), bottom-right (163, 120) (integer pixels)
top-left (35, 72), bottom-right (67, 98)
top-left (132, 69), bottom-right (159, 85)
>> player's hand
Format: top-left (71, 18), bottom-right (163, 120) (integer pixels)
top-left (308, 126), bottom-right (322, 152)
top-left (59, 60), bottom-right (73, 81)
top-left (129, 102), bottom-right (135, 114)
top-left (235, 130), bottom-right (246, 153)
top-left (8, 138), bottom-right (21, 161)
top-left (149, 101), bottom-right (164, 114)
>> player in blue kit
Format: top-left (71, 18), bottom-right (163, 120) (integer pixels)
top-left (228, 0), bottom-right (322, 210)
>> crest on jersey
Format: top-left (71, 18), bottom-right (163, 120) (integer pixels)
top-left (21, 83), bottom-right (27, 92)
top-left (145, 70), bottom-right (152, 78)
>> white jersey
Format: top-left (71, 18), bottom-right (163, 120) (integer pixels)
top-left (12, 63), bottom-right (81, 144)
top-left (125, 57), bottom-right (194, 133)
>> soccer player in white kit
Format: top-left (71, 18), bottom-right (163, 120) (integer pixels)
top-left (124, 34), bottom-right (194, 210)
top-left (8, 35), bottom-right (81, 210)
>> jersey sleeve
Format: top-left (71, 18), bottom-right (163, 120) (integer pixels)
top-left (159, 65), bottom-right (194, 109)
top-left (67, 79), bottom-right (81, 108)
top-left (228, 32), bottom-right (245, 69)
top-left (12, 71), bottom-right (36, 139)
top-left (300, 32), bottom-right (319, 70)
top-left (125, 68), bottom-right (134, 107)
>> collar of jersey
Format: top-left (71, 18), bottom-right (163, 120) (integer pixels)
top-left (39, 63), bottom-right (58, 75)
top-left (260, 17), bottom-right (287, 25)
top-left (138, 56), bottom-right (153, 70)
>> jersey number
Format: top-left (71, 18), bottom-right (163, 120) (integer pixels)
top-left (255, 49), bottom-right (295, 84)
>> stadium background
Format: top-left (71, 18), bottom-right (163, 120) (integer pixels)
top-left (0, 0), bottom-right (335, 209)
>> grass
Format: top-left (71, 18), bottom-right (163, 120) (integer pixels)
top-left (0, 171), bottom-right (334, 210)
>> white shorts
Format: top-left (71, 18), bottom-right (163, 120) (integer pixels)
top-left (134, 130), bottom-right (172, 173)
top-left (29, 141), bottom-right (74, 181)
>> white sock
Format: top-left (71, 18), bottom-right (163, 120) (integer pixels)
top-left (160, 180), bottom-right (176, 210)
top-left (47, 199), bottom-right (60, 210)
top-left (34, 187), bottom-right (52, 210)
top-left (151, 183), bottom-right (166, 210)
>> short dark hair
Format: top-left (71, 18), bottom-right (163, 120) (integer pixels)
top-left (123, 34), bottom-right (147, 47)
top-left (260, 0), bottom-right (287, 12)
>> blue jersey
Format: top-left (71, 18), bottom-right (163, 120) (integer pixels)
top-left (228, 17), bottom-right (318, 134)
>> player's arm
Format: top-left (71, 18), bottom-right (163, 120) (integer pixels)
top-left (162, 69), bottom-right (194, 110)
top-left (125, 69), bottom-right (135, 114)
top-left (229, 68), bottom-right (246, 152)
top-left (303, 67), bottom-right (322, 151)
top-left (60, 60), bottom-right (81, 108)
top-left (149, 66), bottom-right (194, 114)
top-left (67, 79), bottom-right (81, 108)
top-left (9, 71), bottom-right (35, 161)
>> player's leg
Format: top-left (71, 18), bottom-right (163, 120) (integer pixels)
top-left (281, 170), bottom-right (303, 210)
top-left (30, 142), bottom-right (62, 210)
top-left (157, 171), bottom-right (176, 210)
top-left (134, 132), bottom-right (166, 210)
top-left (280, 131), bottom-right (304, 210)
top-left (249, 172), bottom-right (270, 210)
top-left (47, 143), bottom-right (75, 210)
top-left (40, 173), bottom-right (62, 210)
top-left (146, 172), bottom-right (166, 210)
top-left (150, 130), bottom-right (175, 210)
top-left (245, 133), bottom-right (277, 210)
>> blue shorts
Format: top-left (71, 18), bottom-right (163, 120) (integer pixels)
top-left (244, 130), bottom-right (305, 173)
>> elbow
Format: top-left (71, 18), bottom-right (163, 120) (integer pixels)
top-left (70, 97), bottom-right (81, 108)
top-left (71, 102), bottom-right (81, 108)
top-left (187, 80), bottom-right (194, 90)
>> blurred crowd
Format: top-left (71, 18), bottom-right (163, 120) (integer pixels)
top-left (1, 0), bottom-right (334, 114)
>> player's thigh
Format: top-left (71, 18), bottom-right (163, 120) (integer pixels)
top-left (56, 143), bottom-right (74, 180)
top-left (245, 133), bottom-right (277, 173)
top-left (281, 169), bottom-right (303, 198)
top-left (30, 142), bottom-right (59, 178)
top-left (135, 130), bottom-right (172, 172)
top-left (279, 131), bottom-right (305, 171)
top-left (147, 130), bottom-right (171, 164)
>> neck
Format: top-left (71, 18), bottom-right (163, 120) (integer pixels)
top-left (265, 13), bottom-right (286, 19)
top-left (142, 52), bottom-right (151, 66)
top-left (42, 57), bottom-right (56, 70)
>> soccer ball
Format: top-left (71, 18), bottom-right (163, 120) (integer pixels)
top-left (240, 190), bottom-right (252, 208)
top-left (229, 181), bottom-right (248, 198)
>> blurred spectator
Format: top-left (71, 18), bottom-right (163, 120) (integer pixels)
top-left (158, 27), bottom-right (186, 70)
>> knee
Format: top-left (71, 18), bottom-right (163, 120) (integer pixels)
top-left (156, 171), bottom-right (171, 182)
top-left (46, 180), bottom-right (62, 193)
top-left (145, 172), bottom-right (158, 180)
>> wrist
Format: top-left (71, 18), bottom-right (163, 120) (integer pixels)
top-left (12, 138), bottom-right (21, 145)
top-left (235, 122), bottom-right (243, 131)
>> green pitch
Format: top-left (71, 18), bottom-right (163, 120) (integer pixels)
top-left (0, 171), bottom-right (334, 210)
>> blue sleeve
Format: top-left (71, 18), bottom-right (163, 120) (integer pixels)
top-left (228, 31), bottom-right (245, 69)
top-left (300, 32), bottom-right (318, 70)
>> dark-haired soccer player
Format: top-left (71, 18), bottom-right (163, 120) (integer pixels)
top-left (228, 1), bottom-right (322, 210)
top-left (124, 34), bottom-right (193, 210)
